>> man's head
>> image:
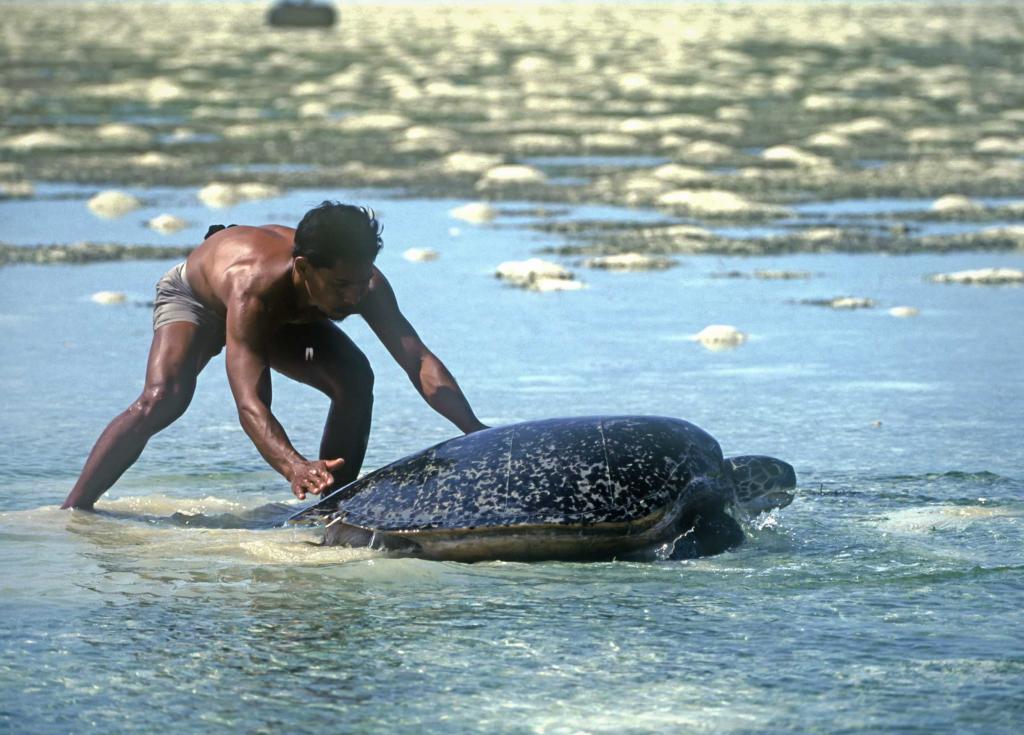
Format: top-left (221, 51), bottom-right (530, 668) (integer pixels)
top-left (293, 201), bottom-right (383, 317)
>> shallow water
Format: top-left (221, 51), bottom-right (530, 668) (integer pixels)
top-left (2, 185), bottom-right (1023, 733)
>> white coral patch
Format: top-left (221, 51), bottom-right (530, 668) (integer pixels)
top-left (476, 165), bottom-right (547, 188)
top-left (449, 202), bottom-right (496, 224)
top-left (148, 214), bottom-right (188, 234)
top-left (496, 259), bottom-right (575, 290)
top-left (930, 268), bottom-right (1024, 285)
top-left (403, 248), bottom-right (439, 262)
top-left (440, 151), bottom-right (504, 175)
top-left (583, 253), bottom-right (675, 271)
top-left (197, 182), bottom-right (280, 208)
top-left (931, 194), bottom-right (983, 213)
top-left (656, 189), bottom-right (789, 217)
top-left (2, 130), bottom-right (74, 150)
top-left (87, 190), bottom-right (141, 218)
top-left (91, 291), bottom-right (127, 305)
top-left (693, 324), bottom-right (747, 351)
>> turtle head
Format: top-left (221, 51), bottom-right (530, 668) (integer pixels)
top-left (725, 455), bottom-right (796, 514)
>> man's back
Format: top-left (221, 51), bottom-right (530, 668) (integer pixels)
top-left (185, 224), bottom-right (298, 323)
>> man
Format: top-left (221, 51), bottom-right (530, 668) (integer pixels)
top-left (62, 201), bottom-right (487, 510)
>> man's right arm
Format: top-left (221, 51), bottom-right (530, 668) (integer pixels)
top-left (224, 291), bottom-right (339, 500)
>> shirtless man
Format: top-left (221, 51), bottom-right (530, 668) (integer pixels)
top-left (62, 201), bottom-right (487, 510)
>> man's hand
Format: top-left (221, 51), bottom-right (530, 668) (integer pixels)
top-left (288, 457), bottom-right (345, 500)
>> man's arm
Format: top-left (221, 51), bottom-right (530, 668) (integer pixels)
top-left (361, 271), bottom-right (487, 434)
top-left (224, 290), bottom-right (341, 499)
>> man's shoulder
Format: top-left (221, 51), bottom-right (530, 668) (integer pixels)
top-left (218, 224), bottom-right (294, 245)
top-left (259, 224), bottom-right (296, 239)
top-left (204, 227), bottom-right (294, 296)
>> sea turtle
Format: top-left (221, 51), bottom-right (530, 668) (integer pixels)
top-left (290, 416), bottom-right (796, 562)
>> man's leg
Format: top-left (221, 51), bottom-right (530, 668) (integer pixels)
top-left (62, 322), bottom-right (221, 509)
top-left (268, 321), bottom-right (374, 490)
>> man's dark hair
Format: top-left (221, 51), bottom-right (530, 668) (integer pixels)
top-left (294, 201), bottom-right (383, 267)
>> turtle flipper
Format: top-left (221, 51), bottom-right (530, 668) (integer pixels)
top-left (670, 508), bottom-right (745, 559)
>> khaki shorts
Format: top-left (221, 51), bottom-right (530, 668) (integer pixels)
top-left (152, 262), bottom-right (226, 344)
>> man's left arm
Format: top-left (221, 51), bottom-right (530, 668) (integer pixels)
top-left (361, 270), bottom-right (488, 434)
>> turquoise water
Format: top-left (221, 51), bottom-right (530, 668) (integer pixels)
top-left (1, 187), bottom-right (1023, 733)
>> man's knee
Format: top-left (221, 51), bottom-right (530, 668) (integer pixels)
top-left (327, 353), bottom-right (374, 404)
top-left (348, 352), bottom-right (375, 400)
top-left (133, 380), bottom-right (193, 428)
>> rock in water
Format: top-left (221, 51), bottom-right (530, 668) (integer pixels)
top-left (91, 291), bottom-right (127, 305)
top-left (267, 1), bottom-right (337, 28)
top-left (402, 248), bottom-right (439, 262)
top-left (449, 202), bottom-right (496, 224)
top-left (929, 268), bottom-right (1024, 285)
top-left (583, 253), bottom-right (676, 271)
top-left (148, 214), bottom-right (188, 234)
top-left (87, 190), bottom-right (141, 218)
top-left (495, 258), bottom-right (579, 291)
top-left (476, 164), bottom-right (546, 189)
top-left (694, 324), bottom-right (748, 350)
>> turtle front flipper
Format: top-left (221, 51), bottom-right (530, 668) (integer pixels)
top-left (725, 455), bottom-right (796, 515)
top-left (669, 508), bottom-right (745, 559)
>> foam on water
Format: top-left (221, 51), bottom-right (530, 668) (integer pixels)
top-left (873, 504), bottom-right (1023, 535)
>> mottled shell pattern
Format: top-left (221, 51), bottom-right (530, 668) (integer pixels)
top-left (322, 416), bottom-right (728, 532)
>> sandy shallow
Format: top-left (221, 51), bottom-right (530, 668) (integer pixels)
top-left (1, 2), bottom-right (1023, 255)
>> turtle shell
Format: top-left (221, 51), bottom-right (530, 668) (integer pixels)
top-left (324, 416), bottom-right (726, 532)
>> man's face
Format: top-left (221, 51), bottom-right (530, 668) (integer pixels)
top-left (303, 258), bottom-right (374, 318)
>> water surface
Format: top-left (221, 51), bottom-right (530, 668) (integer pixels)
top-left (1, 186), bottom-right (1022, 733)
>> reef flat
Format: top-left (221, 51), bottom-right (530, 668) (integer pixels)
top-left (0, 242), bottom-right (192, 267)
top-left (1, 2), bottom-right (1023, 255)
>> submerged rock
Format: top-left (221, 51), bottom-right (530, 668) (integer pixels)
top-left (679, 140), bottom-right (734, 164)
top-left (801, 296), bottom-right (877, 309)
top-left (754, 269), bottom-right (814, 280)
top-left (402, 248), bottom-right (439, 262)
top-left (449, 202), bottom-right (496, 224)
top-left (761, 145), bottom-right (833, 169)
top-left (1, 130), bottom-right (75, 151)
top-left (148, 214), bottom-right (188, 234)
top-left (656, 189), bottom-right (789, 218)
top-left (931, 194), bottom-right (983, 213)
top-left (439, 152), bottom-right (504, 175)
top-left (133, 152), bottom-right (183, 168)
top-left (694, 324), bottom-right (747, 350)
top-left (495, 258), bottom-right (580, 291)
top-left (267, 1), bottom-right (337, 28)
top-left (0, 242), bottom-right (193, 267)
top-left (87, 190), bottom-right (142, 218)
top-left (336, 112), bottom-right (410, 132)
top-left (582, 253), bottom-right (676, 270)
top-left (197, 183), bottom-right (241, 208)
top-left (95, 123), bottom-right (152, 147)
top-left (929, 268), bottom-right (1024, 285)
top-left (0, 181), bottom-right (34, 198)
top-left (91, 291), bottom-right (127, 305)
top-left (476, 164), bottom-right (547, 189)
top-left (198, 182), bottom-right (281, 208)
top-left (530, 277), bottom-right (584, 292)
top-left (805, 131), bottom-right (852, 150)
top-left (650, 163), bottom-right (708, 184)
